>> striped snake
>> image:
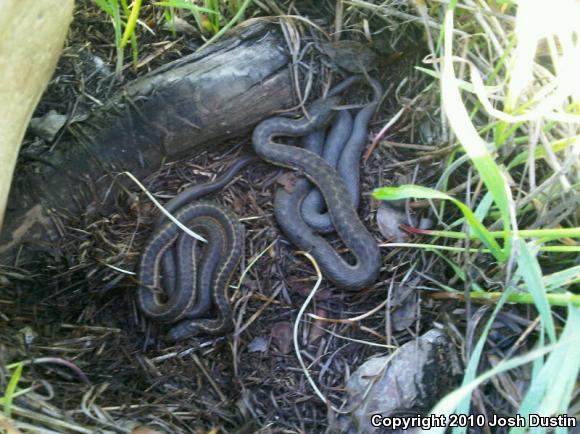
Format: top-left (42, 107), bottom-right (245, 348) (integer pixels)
top-left (137, 75), bottom-right (381, 340)
top-left (254, 75), bottom-right (381, 289)
top-left (137, 157), bottom-right (255, 341)
top-left (298, 76), bottom-right (383, 233)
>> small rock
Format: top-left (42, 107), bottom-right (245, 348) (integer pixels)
top-left (276, 172), bottom-right (297, 192)
top-left (419, 120), bottom-right (434, 145)
top-left (418, 217), bottom-right (434, 230)
top-left (131, 427), bottom-right (166, 434)
top-left (376, 202), bottom-right (409, 242)
top-left (29, 110), bottom-right (67, 141)
top-left (19, 326), bottom-right (38, 345)
top-left (308, 307), bottom-right (328, 343)
top-left (390, 285), bottom-right (419, 332)
top-left (247, 336), bottom-right (269, 353)
top-left (162, 16), bottom-right (199, 35)
top-left (329, 329), bottom-right (462, 434)
top-left (90, 54), bottom-right (111, 77)
top-left (319, 40), bottom-right (378, 73)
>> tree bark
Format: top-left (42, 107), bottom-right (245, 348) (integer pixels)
top-left (1, 21), bottom-right (294, 260)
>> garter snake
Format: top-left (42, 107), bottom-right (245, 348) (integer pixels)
top-left (253, 76), bottom-right (381, 290)
top-left (137, 156), bottom-right (256, 341)
top-left (300, 76), bottom-right (383, 233)
top-left (137, 75), bottom-right (382, 341)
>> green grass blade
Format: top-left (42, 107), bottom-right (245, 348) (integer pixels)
top-left (0, 387), bottom-right (35, 406)
top-left (162, 6), bottom-right (177, 37)
top-left (473, 192), bottom-right (494, 225)
top-left (108, 0), bottom-right (124, 75)
top-left (509, 306), bottom-right (580, 434)
top-left (429, 249), bottom-right (485, 292)
top-left (422, 337), bottom-right (568, 434)
top-left (507, 135), bottom-right (578, 169)
top-left (373, 185), bottom-right (506, 260)
top-left (154, 0), bottom-right (219, 16)
top-left (120, 0), bottom-right (141, 48)
top-left (381, 242), bottom-right (579, 255)
top-left (3, 363), bottom-right (23, 417)
top-left (198, 0), bottom-right (252, 49)
top-left (209, 0), bottom-right (220, 32)
top-left (130, 32), bottom-right (139, 67)
top-left (416, 66), bottom-right (502, 95)
top-left (466, 291), bottom-right (580, 307)
top-left (516, 242), bottom-right (556, 342)
top-left (401, 227), bottom-right (580, 241)
top-left (94, 0), bottom-right (114, 16)
top-left (450, 289), bottom-right (512, 433)
top-left (544, 265), bottom-right (580, 292)
top-left (441, 8), bottom-right (513, 257)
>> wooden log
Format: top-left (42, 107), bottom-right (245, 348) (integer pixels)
top-left (1, 21), bottom-right (294, 259)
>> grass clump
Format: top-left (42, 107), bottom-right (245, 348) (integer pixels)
top-left (369, 0), bottom-right (579, 428)
top-left (94, 0), bottom-right (253, 75)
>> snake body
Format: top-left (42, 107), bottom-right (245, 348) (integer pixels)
top-left (137, 158), bottom-right (255, 341)
top-left (300, 77), bottom-right (383, 233)
top-left (299, 110), bottom-right (352, 233)
top-left (137, 75), bottom-right (382, 341)
top-left (253, 77), bottom-right (381, 290)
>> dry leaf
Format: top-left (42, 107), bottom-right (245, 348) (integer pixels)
top-left (309, 307), bottom-right (327, 343)
top-left (161, 16), bottom-right (199, 35)
top-left (293, 285), bottom-right (333, 301)
top-left (330, 330), bottom-right (462, 433)
top-left (271, 321), bottom-right (293, 354)
top-left (29, 109), bottom-right (67, 141)
top-left (0, 415), bottom-right (23, 434)
top-left (276, 172), bottom-right (297, 192)
top-left (376, 202), bottom-right (409, 242)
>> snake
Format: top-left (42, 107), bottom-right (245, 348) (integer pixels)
top-left (137, 156), bottom-right (256, 341)
top-left (253, 75), bottom-right (381, 290)
top-left (286, 111), bottom-right (351, 233)
top-left (300, 77), bottom-right (383, 233)
top-left (137, 75), bottom-right (382, 340)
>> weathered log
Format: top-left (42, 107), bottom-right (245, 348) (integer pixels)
top-left (1, 21), bottom-right (294, 259)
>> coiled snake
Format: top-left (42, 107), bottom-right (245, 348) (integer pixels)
top-left (137, 75), bottom-right (381, 340)
top-left (137, 157), bottom-right (255, 341)
top-left (254, 75), bottom-right (381, 290)
top-left (298, 77), bottom-right (383, 233)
